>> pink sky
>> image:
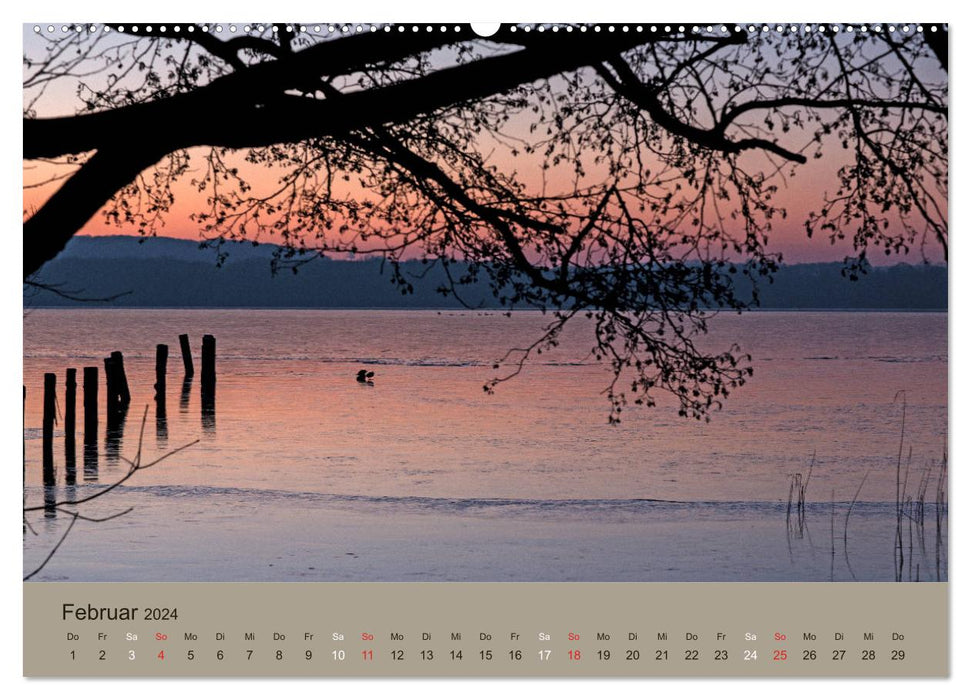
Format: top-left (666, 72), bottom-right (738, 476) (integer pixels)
top-left (22, 27), bottom-right (947, 266)
top-left (23, 143), bottom-right (945, 265)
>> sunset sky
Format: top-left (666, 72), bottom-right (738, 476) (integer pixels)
top-left (22, 24), bottom-right (948, 266)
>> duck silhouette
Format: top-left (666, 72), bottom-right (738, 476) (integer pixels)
top-left (356, 369), bottom-right (375, 384)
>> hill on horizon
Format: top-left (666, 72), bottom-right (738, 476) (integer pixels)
top-left (24, 235), bottom-right (947, 310)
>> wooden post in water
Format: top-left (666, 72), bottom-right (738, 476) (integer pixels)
top-left (23, 386), bottom-right (27, 491)
top-left (179, 334), bottom-right (195, 377)
top-left (83, 366), bottom-right (98, 444)
top-left (155, 344), bottom-right (169, 445)
top-left (64, 369), bottom-right (77, 445)
top-left (104, 355), bottom-right (118, 420)
top-left (64, 368), bottom-right (77, 484)
top-left (155, 344), bottom-right (168, 399)
top-left (201, 335), bottom-right (216, 432)
top-left (110, 351), bottom-right (132, 407)
top-left (201, 335), bottom-right (216, 396)
top-left (42, 373), bottom-right (56, 485)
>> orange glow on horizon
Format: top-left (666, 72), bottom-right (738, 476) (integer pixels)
top-left (24, 145), bottom-right (945, 265)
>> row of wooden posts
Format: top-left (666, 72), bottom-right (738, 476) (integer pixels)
top-left (39, 333), bottom-right (216, 485)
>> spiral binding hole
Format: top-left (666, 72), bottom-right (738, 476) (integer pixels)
top-left (30, 23), bottom-right (948, 36)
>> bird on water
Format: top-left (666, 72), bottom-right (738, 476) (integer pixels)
top-left (356, 369), bottom-right (375, 384)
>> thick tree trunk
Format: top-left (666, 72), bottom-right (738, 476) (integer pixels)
top-left (23, 146), bottom-right (168, 278)
top-left (22, 32), bottom-right (660, 278)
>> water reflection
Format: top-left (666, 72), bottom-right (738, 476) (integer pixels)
top-left (83, 391), bottom-right (98, 482)
top-left (180, 377), bottom-right (193, 414)
top-left (201, 392), bottom-right (216, 435)
top-left (65, 437), bottom-right (77, 486)
top-left (156, 394), bottom-right (168, 449)
top-left (64, 483), bottom-right (76, 509)
top-left (83, 442), bottom-right (99, 482)
top-left (105, 405), bottom-right (129, 465)
top-left (43, 483), bottom-right (56, 519)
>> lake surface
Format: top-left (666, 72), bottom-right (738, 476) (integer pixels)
top-left (22, 310), bottom-right (948, 582)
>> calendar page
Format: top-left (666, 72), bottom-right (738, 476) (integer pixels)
top-left (22, 20), bottom-right (948, 679)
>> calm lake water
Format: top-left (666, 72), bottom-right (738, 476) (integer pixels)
top-left (22, 310), bottom-right (947, 582)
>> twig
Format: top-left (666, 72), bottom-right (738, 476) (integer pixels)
top-left (54, 506), bottom-right (134, 523)
top-left (24, 512), bottom-right (79, 581)
top-left (23, 278), bottom-right (133, 304)
top-left (24, 436), bottom-right (197, 512)
top-left (842, 469), bottom-right (869, 582)
top-left (893, 390), bottom-right (906, 581)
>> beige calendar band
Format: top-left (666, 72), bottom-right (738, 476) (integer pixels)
top-left (24, 582), bottom-right (947, 677)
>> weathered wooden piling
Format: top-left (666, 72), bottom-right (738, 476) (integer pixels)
top-left (64, 369), bottom-right (76, 443)
top-left (83, 366), bottom-right (98, 444)
top-left (104, 356), bottom-right (119, 420)
top-left (42, 373), bottom-right (56, 485)
top-left (110, 351), bottom-right (132, 406)
top-left (201, 335), bottom-right (216, 432)
top-left (64, 368), bottom-right (77, 485)
top-left (155, 344), bottom-right (168, 399)
top-left (104, 352), bottom-right (131, 425)
top-left (201, 335), bottom-right (216, 395)
top-left (179, 334), bottom-right (194, 377)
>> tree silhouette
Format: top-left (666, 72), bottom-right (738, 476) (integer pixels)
top-left (23, 23), bottom-right (947, 421)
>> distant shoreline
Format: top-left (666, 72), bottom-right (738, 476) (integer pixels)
top-left (27, 236), bottom-right (947, 310)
